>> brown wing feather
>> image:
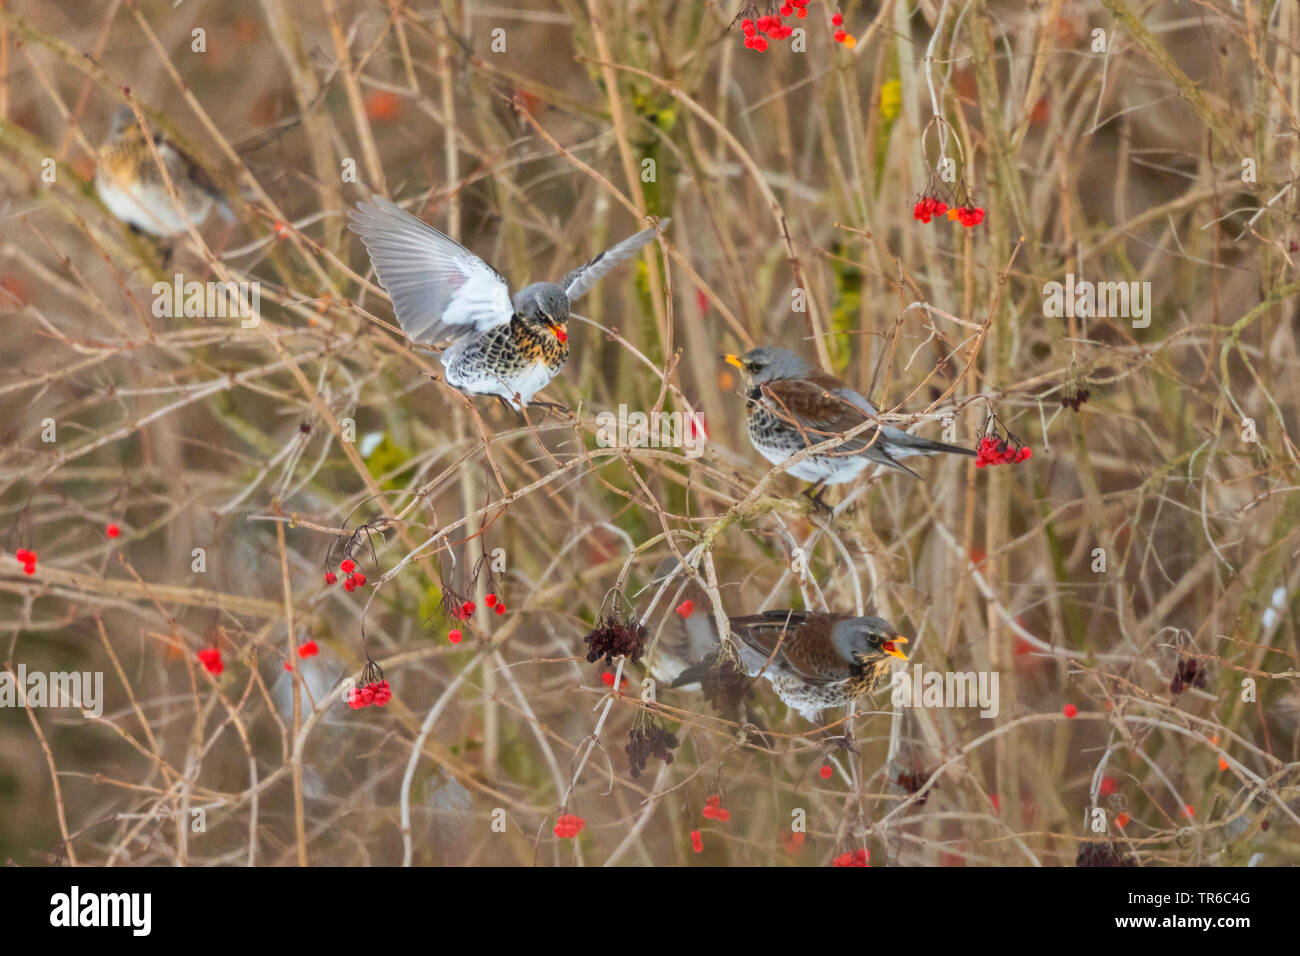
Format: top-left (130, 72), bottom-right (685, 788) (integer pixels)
top-left (731, 611), bottom-right (853, 684)
top-left (760, 376), bottom-right (881, 454)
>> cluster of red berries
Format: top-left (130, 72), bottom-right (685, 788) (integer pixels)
top-left (975, 435), bottom-right (1032, 468)
top-left (446, 593), bottom-right (506, 643)
top-left (913, 196), bottom-right (948, 223)
top-left (324, 558), bottom-right (366, 591)
top-left (832, 848), bottom-right (870, 867)
top-left (913, 196), bottom-right (986, 228)
top-left (702, 793), bottom-right (731, 822)
top-left (689, 828), bottom-right (704, 853)
top-left (738, 2), bottom-right (808, 51)
top-left (554, 814), bottom-right (585, 838)
top-left (831, 12), bottom-right (856, 46)
top-left (197, 647), bottom-right (224, 676)
top-left (14, 548), bottom-right (36, 575)
top-left (348, 679), bottom-right (392, 708)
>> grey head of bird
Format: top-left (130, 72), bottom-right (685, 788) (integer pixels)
top-left (831, 615), bottom-right (909, 666)
top-left (724, 346), bottom-right (813, 385)
top-left (108, 106), bottom-right (136, 140)
top-left (513, 281), bottom-right (571, 341)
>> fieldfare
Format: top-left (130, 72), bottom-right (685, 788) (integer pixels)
top-left (95, 107), bottom-right (232, 237)
top-left (724, 346), bottom-right (974, 502)
top-left (349, 195), bottom-right (666, 410)
top-left (672, 609), bottom-right (908, 722)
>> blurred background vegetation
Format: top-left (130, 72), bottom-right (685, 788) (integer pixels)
top-left (0, 0), bottom-right (1298, 866)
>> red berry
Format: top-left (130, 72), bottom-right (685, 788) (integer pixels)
top-left (819, 764), bottom-right (833, 779)
top-left (753, 37), bottom-right (767, 51)
top-left (324, 571), bottom-right (337, 585)
top-left (675, 599), bottom-right (695, 618)
top-left (461, 600), bottom-right (475, 616)
top-left (494, 603), bottom-right (506, 615)
top-left (832, 13), bottom-right (843, 25)
top-left (23, 562), bottom-right (35, 575)
top-left (344, 578), bottom-right (356, 592)
top-left (834, 30), bottom-right (847, 42)
top-left (352, 572), bottom-right (366, 587)
top-left (1063, 704), bottom-right (1078, 718)
top-left (298, 640), bottom-right (319, 658)
top-left (106, 524), bottom-right (121, 538)
top-left (795, 6), bottom-right (806, 16)
top-left (601, 672), bottom-right (615, 687)
top-left (340, 559), bottom-right (355, 573)
top-left (484, 593), bottom-right (498, 607)
top-left (554, 814), bottom-right (585, 839)
top-left (448, 628), bottom-right (463, 644)
top-left (197, 648), bottom-right (224, 676)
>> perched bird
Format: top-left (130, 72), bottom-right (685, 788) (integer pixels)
top-left (349, 195), bottom-right (666, 410)
top-left (723, 346), bottom-right (974, 503)
top-left (672, 609), bottom-right (908, 722)
top-left (95, 106), bottom-right (232, 237)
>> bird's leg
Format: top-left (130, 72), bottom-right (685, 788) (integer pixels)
top-left (819, 733), bottom-right (859, 755)
top-left (802, 480), bottom-right (831, 515)
top-left (528, 399), bottom-right (572, 419)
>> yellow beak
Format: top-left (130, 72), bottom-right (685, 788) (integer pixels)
top-left (723, 353), bottom-right (744, 369)
top-left (882, 636), bottom-right (909, 660)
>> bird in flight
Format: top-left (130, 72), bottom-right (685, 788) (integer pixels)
top-left (350, 195), bottom-right (667, 411)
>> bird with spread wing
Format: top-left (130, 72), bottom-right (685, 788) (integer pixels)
top-left (350, 195), bottom-right (667, 411)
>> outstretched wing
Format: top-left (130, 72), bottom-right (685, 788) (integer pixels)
top-left (349, 195), bottom-right (513, 345)
top-left (561, 220), bottom-right (669, 302)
